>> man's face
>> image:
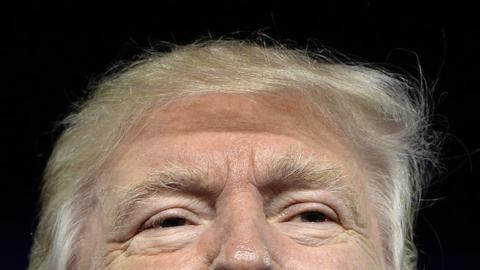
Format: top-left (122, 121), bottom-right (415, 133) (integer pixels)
top-left (82, 93), bottom-right (386, 269)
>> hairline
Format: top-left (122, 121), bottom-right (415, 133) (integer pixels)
top-left (29, 39), bottom-right (439, 270)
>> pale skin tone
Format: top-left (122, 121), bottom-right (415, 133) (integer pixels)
top-left (79, 93), bottom-right (387, 269)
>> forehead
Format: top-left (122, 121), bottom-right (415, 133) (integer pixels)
top-left (136, 92), bottom-right (343, 145)
top-left (104, 93), bottom-right (364, 186)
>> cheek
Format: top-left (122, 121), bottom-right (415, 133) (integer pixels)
top-left (104, 246), bottom-right (208, 270)
top-left (101, 226), bottom-right (219, 269)
top-left (275, 230), bottom-right (383, 270)
top-left (279, 244), bottom-right (382, 270)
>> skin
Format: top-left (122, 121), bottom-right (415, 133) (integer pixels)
top-left (79, 93), bottom-right (387, 269)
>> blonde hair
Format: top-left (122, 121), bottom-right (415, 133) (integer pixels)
top-left (29, 39), bottom-right (439, 270)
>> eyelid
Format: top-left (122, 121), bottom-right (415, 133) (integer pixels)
top-left (266, 190), bottom-right (353, 224)
top-left (140, 208), bottom-right (199, 231)
top-left (117, 196), bottom-right (212, 237)
top-left (280, 202), bottom-right (339, 223)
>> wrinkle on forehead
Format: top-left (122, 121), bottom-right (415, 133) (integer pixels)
top-left (101, 92), bottom-right (354, 181)
top-left (102, 92), bottom-right (367, 197)
top-left (134, 93), bottom-right (343, 145)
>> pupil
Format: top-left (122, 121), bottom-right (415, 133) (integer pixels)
top-left (300, 211), bottom-right (327, 223)
top-left (161, 217), bottom-right (186, 227)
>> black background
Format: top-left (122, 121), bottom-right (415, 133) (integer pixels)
top-left (3, 1), bottom-right (479, 269)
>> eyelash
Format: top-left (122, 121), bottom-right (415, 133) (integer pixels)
top-left (140, 210), bottom-right (197, 231)
top-left (281, 203), bottom-right (339, 224)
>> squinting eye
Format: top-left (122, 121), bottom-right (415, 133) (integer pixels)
top-left (289, 211), bottom-right (330, 223)
top-left (299, 211), bottom-right (327, 222)
top-left (142, 216), bottom-right (190, 231)
top-left (158, 217), bottom-right (187, 227)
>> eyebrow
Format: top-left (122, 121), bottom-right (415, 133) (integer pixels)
top-left (258, 154), bottom-right (362, 225)
top-left (112, 164), bottom-right (210, 230)
top-left (111, 153), bottom-right (362, 230)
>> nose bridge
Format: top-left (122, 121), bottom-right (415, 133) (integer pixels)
top-left (213, 190), bottom-right (273, 269)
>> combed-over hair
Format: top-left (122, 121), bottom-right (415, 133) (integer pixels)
top-left (29, 39), bottom-right (439, 270)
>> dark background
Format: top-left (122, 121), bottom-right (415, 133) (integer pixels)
top-left (3, 1), bottom-right (479, 269)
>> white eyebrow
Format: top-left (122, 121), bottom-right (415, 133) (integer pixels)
top-left (258, 153), bottom-right (362, 224)
top-left (112, 164), bottom-right (209, 229)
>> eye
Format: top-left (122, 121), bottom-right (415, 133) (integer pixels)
top-left (289, 210), bottom-right (329, 223)
top-left (155, 217), bottom-right (187, 228)
top-left (280, 202), bottom-right (339, 224)
top-left (141, 216), bottom-right (190, 231)
top-left (140, 210), bottom-right (196, 231)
